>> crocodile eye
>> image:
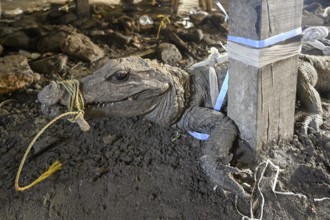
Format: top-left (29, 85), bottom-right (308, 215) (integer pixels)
top-left (108, 70), bottom-right (130, 83)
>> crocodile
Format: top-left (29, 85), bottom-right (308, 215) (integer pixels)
top-left (38, 56), bottom-right (251, 198)
top-left (38, 54), bottom-right (330, 198)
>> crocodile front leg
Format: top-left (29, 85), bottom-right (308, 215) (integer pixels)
top-left (177, 107), bottom-right (249, 199)
top-left (297, 60), bottom-right (323, 134)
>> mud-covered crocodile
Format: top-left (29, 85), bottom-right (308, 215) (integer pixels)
top-left (38, 54), bottom-right (330, 198)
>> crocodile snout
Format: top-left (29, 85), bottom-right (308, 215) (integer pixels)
top-left (38, 81), bottom-right (66, 106)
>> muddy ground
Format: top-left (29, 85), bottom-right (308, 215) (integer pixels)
top-left (1, 1), bottom-right (330, 220)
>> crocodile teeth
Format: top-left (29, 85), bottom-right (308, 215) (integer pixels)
top-left (128, 97), bottom-right (133, 101)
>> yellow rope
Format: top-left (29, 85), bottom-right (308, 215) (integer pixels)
top-left (156, 15), bottom-right (171, 39)
top-left (15, 79), bottom-right (86, 191)
top-left (59, 79), bottom-right (85, 122)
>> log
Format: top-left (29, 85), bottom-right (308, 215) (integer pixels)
top-left (227, 0), bottom-right (303, 151)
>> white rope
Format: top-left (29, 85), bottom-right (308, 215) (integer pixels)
top-left (302, 26), bottom-right (330, 55)
top-left (227, 41), bottom-right (301, 68)
top-left (236, 159), bottom-right (330, 220)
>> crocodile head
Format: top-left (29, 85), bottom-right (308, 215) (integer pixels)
top-left (38, 56), bottom-right (190, 126)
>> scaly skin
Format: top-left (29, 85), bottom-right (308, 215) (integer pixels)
top-left (297, 54), bottom-right (330, 133)
top-left (38, 56), bottom-right (250, 199)
top-left (38, 54), bottom-right (330, 198)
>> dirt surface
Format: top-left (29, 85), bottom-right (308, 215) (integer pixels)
top-left (1, 1), bottom-right (330, 220)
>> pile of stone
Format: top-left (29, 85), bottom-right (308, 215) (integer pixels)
top-left (0, 17), bottom-right (104, 94)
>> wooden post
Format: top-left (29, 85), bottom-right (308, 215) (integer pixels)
top-left (227, 0), bottom-right (303, 151)
top-left (75, 0), bottom-right (90, 18)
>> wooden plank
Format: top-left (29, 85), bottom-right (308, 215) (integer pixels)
top-left (227, 0), bottom-right (303, 151)
top-left (75, 0), bottom-right (90, 18)
top-left (228, 56), bottom-right (298, 149)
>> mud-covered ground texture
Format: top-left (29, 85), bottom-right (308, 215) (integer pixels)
top-left (1, 0), bottom-right (330, 219)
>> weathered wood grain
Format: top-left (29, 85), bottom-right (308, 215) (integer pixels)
top-left (228, 56), bottom-right (298, 149)
top-left (227, 0), bottom-right (303, 151)
top-left (228, 0), bottom-right (303, 39)
top-left (227, 41), bottom-right (301, 67)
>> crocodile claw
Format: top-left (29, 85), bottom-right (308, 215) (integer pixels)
top-left (200, 156), bottom-right (250, 199)
top-left (301, 114), bottom-right (323, 134)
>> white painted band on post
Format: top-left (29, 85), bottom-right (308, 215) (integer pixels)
top-left (227, 41), bottom-right (301, 68)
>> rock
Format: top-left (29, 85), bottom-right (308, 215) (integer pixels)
top-left (36, 28), bottom-right (68, 53)
top-left (157, 43), bottom-right (182, 65)
top-left (189, 9), bottom-right (209, 25)
top-left (0, 44), bottom-right (3, 56)
top-left (61, 32), bottom-right (104, 62)
top-left (0, 31), bottom-right (31, 50)
top-left (0, 27), bottom-right (19, 38)
top-left (209, 14), bottom-right (228, 32)
top-left (10, 17), bottom-right (39, 29)
top-left (89, 29), bottom-right (132, 48)
top-left (108, 31), bottom-right (132, 47)
top-left (102, 134), bottom-right (120, 145)
top-left (302, 13), bottom-right (325, 26)
top-left (37, 25), bottom-right (104, 62)
top-left (57, 13), bottom-right (78, 25)
top-left (304, 2), bottom-right (323, 13)
top-left (178, 29), bottom-right (204, 43)
top-left (20, 50), bottom-right (41, 59)
top-left (29, 54), bottom-right (68, 75)
top-left (47, 10), bottom-right (77, 25)
top-left (2, 8), bottom-right (23, 18)
top-left (0, 55), bottom-right (40, 94)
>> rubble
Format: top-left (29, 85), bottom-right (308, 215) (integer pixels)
top-left (60, 32), bottom-right (104, 62)
top-left (157, 43), bottom-right (182, 64)
top-left (29, 54), bottom-right (68, 75)
top-left (0, 55), bottom-right (40, 94)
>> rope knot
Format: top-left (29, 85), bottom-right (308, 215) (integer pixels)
top-left (15, 79), bottom-right (90, 191)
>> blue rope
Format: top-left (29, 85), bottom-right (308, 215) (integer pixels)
top-left (188, 71), bottom-right (229, 140)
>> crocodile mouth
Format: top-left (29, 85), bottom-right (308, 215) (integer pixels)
top-left (85, 90), bottom-right (160, 109)
top-left (84, 91), bottom-right (167, 117)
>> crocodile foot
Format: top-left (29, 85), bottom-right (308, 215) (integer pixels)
top-left (322, 102), bottom-right (330, 117)
top-left (301, 113), bottom-right (323, 134)
top-left (200, 155), bottom-right (251, 199)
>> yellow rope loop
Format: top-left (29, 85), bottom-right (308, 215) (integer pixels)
top-left (59, 79), bottom-right (85, 122)
top-left (15, 79), bottom-right (87, 191)
top-left (156, 14), bottom-right (171, 39)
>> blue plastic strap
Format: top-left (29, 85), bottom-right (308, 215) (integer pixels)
top-left (213, 71), bottom-right (229, 111)
top-left (188, 71), bottom-right (229, 140)
top-left (228, 27), bottom-right (302, 48)
top-left (188, 131), bottom-right (209, 140)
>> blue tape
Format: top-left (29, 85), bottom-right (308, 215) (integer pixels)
top-left (228, 27), bottom-right (302, 48)
top-left (189, 71), bottom-right (229, 140)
